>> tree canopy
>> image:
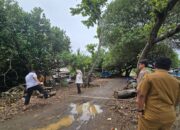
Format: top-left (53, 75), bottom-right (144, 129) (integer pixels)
top-left (0, 0), bottom-right (71, 86)
top-left (70, 0), bottom-right (107, 27)
top-left (0, 0), bottom-right (180, 87)
top-left (100, 0), bottom-right (180, 75)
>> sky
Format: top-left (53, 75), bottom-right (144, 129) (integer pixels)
top-left (16, 0), bottom-right (98, 53)
top-left (14, 0), bottom-right (180, 58)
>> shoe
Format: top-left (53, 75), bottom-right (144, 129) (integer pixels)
top-left (23, 105), bottom-right (29, 111)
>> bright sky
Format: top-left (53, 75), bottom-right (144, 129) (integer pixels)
top-left (16, 0), bottom-right (98, 53)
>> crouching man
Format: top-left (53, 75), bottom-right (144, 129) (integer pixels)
top-left (137, 57), bottom-right (180, 130)
top-left (23, 67), bottom-right (48, 110)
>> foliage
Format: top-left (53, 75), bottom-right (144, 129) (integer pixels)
top-left (148, 43), bottom-right (179, 68)
top-left (70, 0), bottom-right (108, 27)
top-left (101, 0), bottom-right (180, 75)
top-left (86, 43), bottom-right (97, 58)
top-left (72, 52), bottom-right (92, 71)
top-left (138, 0), bottom-right (180, 61)
top-left (70, 0), bottom-right (108, 85)
top-left (0, 0), bottom-right (71, 85)
top-left (101, 0), bottom-right (148, 72)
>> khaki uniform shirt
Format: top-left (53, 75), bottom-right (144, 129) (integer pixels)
top-left (138, 69), bottom-right (180, 123)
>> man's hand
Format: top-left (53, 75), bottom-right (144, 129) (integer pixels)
top-left (137, 110), bottom-right (144, 118)
top-left (138, 112), bottom-right (143, 118)
top-left (33, 76), bottom-right (43, 85)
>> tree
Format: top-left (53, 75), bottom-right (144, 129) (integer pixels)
top-left (101, 0), bottom-right (149, 76)
top-left (148, 43), bottom-right (179, 68)
top-left (102, 39), bottom-right (145, 76)
top-left (66, 50), bottom-right (92, 76)
top-left (86, 43), bottom-right (106, 71)
top-left (70, 0), bottom-right (108, 85)
top-left (70, 0), bottom-right (107, 28)
top-left (0, 0), bottom-right (71, 87)
top-left (100, 0), bottom-right (179, 76)
top-left (86, 43), bottom-right (97, 58)
top-left (138, 0), bottom-right (180, 63)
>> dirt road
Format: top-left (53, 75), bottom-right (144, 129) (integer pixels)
top-left (1, 78), bottom-right (179, 130)
top-left (0, 78), bottom-right (137, 130)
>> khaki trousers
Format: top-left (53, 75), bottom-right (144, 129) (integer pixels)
top-left (138, 116), bottom-right (173, 130)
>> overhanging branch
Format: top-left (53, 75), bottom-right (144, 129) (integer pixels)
top-left (138, 0), bottom-right (180, 62)
top-left (154, 24), bottom-right (180, 44)
top-left (149, 0), bottom-right (179, 43)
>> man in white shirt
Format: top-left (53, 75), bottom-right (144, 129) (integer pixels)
top-left (23, 68), bottom-right (48, 110)
top-left (75, 70), bottom-right (83, 94)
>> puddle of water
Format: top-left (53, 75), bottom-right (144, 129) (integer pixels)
top-left (70, 102), bottom-right (103, 118)
top-left (33, 115), bottom-right (74, 130)
top-left (33, 102), bottom-right (103, 130)
top-left (70, 102), bottom-right (103, 130)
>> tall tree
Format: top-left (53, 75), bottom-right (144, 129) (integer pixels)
top-left (0, 0), bottom-right (71, 86)
top-left (101, 0), bottom-right (180, 76)
top-left (101, 0), bottom-right (150, 75)
top-left (70, 0), bottom-right (108, 85)
top-left (138, 0), bottom-right (180, 63)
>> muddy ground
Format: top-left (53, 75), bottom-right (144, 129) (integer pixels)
top-left (0, 78), bottom-right (179, 130)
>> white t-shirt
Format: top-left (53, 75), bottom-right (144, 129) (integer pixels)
top-left (25, 72), bottom-right (39, 89)
top-left (75, 73), bottom-right (83, 84)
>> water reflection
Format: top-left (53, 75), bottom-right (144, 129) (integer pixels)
top-left (70, 102), bottom-right (103, 122)
top-left (34, 115), bottom-right (74, 130)
top-left (70, 102), bottom-right (103, 130)
top-left (33, 102), bottom-right (103, 130)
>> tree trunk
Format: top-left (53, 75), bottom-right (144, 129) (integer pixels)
top-left (137, 42), bottom-right (153, 65)
top-left (87, 37), bottom-right (102, 85)
top-left (114, 89), bottom-right (137, 99)
top-left (12, 32), bottom-right (29, 68)
top-left (137, 0), bottom-right (179, 66)
top-left (87, 20), bottom-right (103, 86)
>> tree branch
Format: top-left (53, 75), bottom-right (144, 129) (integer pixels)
top-left (166, 0), bottom-right (180, 12)
top-left (138, 0), bottom-right (179, 62)
top-left (154, 24), bottom-right (180, 43)
top-left (149, 0), bottom-right (179, 44)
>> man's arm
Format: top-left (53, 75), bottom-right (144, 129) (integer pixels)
top-left (136, 90), bottom-right (145, 111)
top-left (176, 85), bottom-right (180, 106)
top-left (32, 73), bottom-right (42, 85)
top-left (136, 75), bottom-right (151, 112)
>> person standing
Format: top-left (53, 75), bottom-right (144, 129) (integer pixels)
top-left (23, 68), bottom-right (48, 110)
top-left (137, 59), bottom-right (149, 85)
top-left (75, 70), bottom-right (83, 94)
top-left (137, 57), bottom-right (180, 130)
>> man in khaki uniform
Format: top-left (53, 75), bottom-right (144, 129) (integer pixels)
top-left (137, 57), bottom-right (180, 130)
top-left (137, 59), bottom-right (150, 85)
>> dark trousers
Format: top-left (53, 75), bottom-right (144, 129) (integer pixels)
top-left (24, 85), bottom-right (48, 105)
top-left (76, 84), bottom-right (81, 94)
